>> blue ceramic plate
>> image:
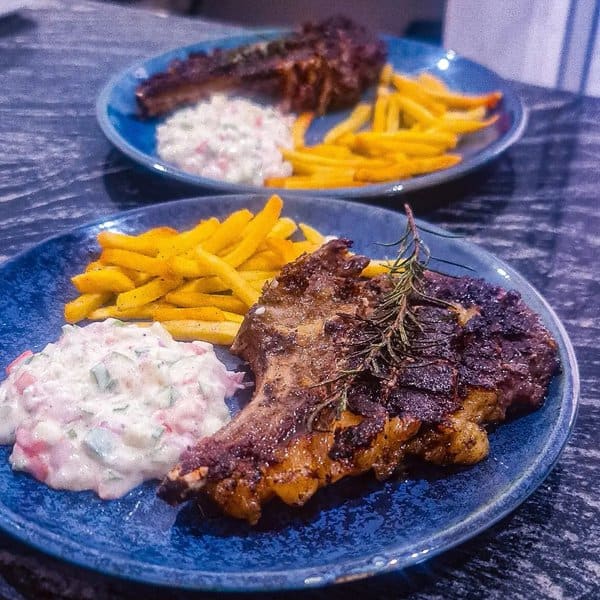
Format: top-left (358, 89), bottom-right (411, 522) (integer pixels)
top-left (97, 33), bottom-right (526, 198)
top-left (0, 196), bottom-right (577, 592)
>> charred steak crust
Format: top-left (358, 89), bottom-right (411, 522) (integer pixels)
top-left (136, 16), bottom-right (387, 117)
top-left (158, 240), bottom-right (558, 522)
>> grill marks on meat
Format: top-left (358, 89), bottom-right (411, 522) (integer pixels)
top-left (136, 17), bottom-right (386, 117)
top-left (158, 240), bottom-right (558, 523)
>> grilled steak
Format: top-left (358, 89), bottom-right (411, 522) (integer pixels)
top-left (158, 240), bottom-right (558, 523)
top-left (136, 17), bottom-right (386, 117)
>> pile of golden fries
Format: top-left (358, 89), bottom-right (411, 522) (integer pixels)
top-left (266, 66), bottom-right (502, 189)
top-left (64, 195), bottom-right (388, 345)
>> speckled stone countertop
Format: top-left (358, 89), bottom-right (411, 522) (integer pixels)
top-left (0, 2), bottom-right (598, 599)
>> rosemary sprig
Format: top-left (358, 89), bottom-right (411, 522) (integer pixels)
top-left (307, 204), bottom-right (453, 431)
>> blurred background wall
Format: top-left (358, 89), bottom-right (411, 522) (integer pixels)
top-left (445, 0), bottom-right (600, 96)
top-left (196, 0), bottom-right (444, 38)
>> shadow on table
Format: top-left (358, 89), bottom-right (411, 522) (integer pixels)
top-left (0, 13), bottom-right (36, 39)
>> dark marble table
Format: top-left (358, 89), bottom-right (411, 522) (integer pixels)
top-left (0, 2), bottom-right (598, 598)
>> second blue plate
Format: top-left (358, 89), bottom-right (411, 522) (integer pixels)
top-left (97, 33), bottom-right (526, 198)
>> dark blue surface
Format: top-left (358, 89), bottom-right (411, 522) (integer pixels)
top-left (0, 195), bottom-right (578, 592)
top-left (96, 33), bottom-right (526, 198)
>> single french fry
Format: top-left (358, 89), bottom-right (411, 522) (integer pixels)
top-left (444, 107), bottom-right (486, 121)
top-left (267, 217), bottom-right (298, 240)
top-left (182, 270), bottom-right (277, 295)
top-left (292, 112), bottom-right (314, 148)
top-left (194, 246), bottom-right (259, 308)
top-left (137, 226), bottom-right (178, 240)
top-left (386, 95), bottom-right (401, 132)
top-left (372, 88), bottom-right (389, 132)
top-left (417, 72), bottom-right (449, 93)
top-left (75, 263), bottom-right (151, 298)
top-left (266, 238), bottom-right (318, 263)
top-left (202, 209), bottom-right (253, 254)
top-left (221, 196), bottom-right (282, 253)
top-left (97, 231), bottom-right (160, 256)
top-left (395, 95), bottom-right (437, 127)
top-left (371, 259), bottom-right (397, 267)
top-left (323, 103), bottom-right (373, 144)
top-left (185, 276), bottom-right (229, 294)
top-left (157, 217), bottom-right (219, 258)
top-left (372, 141), bottom-right (444, 162)
top-left (151, 306), bottom-right (226, 322)
top-left (241, 270), bottom-right (279, 281)
top-left (85, 260), bottom-right (105, 272)
top-left (290, 162), bottom-right (356, 178)
top-left (116, 277), bottom-right (181, 311)
top-left (71, 269), bottom-right (135, 294)
top-left (272, 240), bottom-right (321, 263)
top-left (265, 175), bottom-right (360, 189)
top-left (88, 302), bottom-right (164, 321)
top-left (295, 144), bottom-right (355, 159)
top-left (64, 292), bottom-right (112, 323)
top-left (160, 320), bottom-right (240, 345)
top-left (100, 248), bottom-right (172, 277)
top-left (435, 114), bottom-right (499, 134)
top-left (422, 88), bottom-right (502, 110)
top-left (355, 154), bottom-right (461, 182)
top-left (355, 130), bottom-right (457, 148)
top-left (390, 142), bottom-right (445, 157)
top-left (222, 311), bottom-right (244, 324)
top-left (264, 237), bottom-right (293, 261)
top-left (391, 75), bottom-right (446, 116)
top-left (165, 291), bottom-right (247, 314)
top-left (379, 62), bottom-right (393, 86)
top-left (167, 255), bottom-right (210, 278)
top-left (335, 132), bottom-right (356, 147)
top-left (299, 222), bottom-right (325, 245)
top-left (125, 271), bottom-right (154, 287)
top-left (281, 148), bottom-right (391, 169)
top-left (238, 250), bottom-right (285, 271)
top-left (248, 279), bottom-right (268, 293)
top-left (355, 138), bottom-right (444, 158)
top-left (221, 195), bottom-right (283, 268)
top-left (287, 240), bottom-right (318, 261)
top-left (361, 261), bottom-right (392, 277)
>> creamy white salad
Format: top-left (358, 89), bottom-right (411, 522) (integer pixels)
top-left (156, 94), bottom-right (294, 185)
top-left (0, 319), bottom-right (241, 498)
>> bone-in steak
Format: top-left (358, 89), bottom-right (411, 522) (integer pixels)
top-left (136, 17), bottom-right (386, 117)
top-left (158, 239), bottom-right (558, 523)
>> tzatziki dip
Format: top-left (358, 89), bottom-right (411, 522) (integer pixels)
top-left (156, 94), bottom-right (294, 185)
top-left (0, 319), bottom-right (241, 499)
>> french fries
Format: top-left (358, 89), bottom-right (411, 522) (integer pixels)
top-left (292, 112), bottom-right (314, 148)
top-left (323, 103), bottom-right (372, 144)
top-left (64, 292), bottom-right (112, 324)
top-left (116, 277), bottom-right (182, 311)
top-left (266, 64), bottom-right (502, 189)
top-left (159, 320), bottom-right (241, 346)
top-left (64, 197), bottom-right (320, 343)
top-left (65, 196), bottom-right (399, 344)
top-left (71, 269), bottom-right (135, 294)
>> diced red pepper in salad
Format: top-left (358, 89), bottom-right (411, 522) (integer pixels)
top-left (6, 350), bottom-right (33, 375)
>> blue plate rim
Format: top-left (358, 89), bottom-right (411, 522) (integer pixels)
top-left (96, 32), bottom-right (527, 199)
top-left (0, 194), bottom-right (578, 591)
